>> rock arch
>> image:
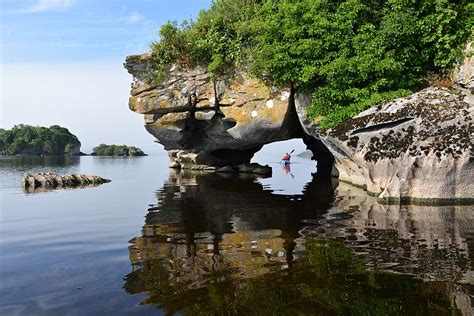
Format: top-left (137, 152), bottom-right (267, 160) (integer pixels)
top-left (125, 54), bottom-right (334, 177)
top-left (125, 50), bottom-right (474, 203)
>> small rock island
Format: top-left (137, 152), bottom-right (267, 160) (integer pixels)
top-left (91, 144), bottom-right (147, 156)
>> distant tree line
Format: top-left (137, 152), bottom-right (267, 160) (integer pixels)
top-left (92, 144), bottom-right (147, 156)
top-left (150, 0), bottom-right (473, 127)
top-left (0, 124), bottom-right (81, 156)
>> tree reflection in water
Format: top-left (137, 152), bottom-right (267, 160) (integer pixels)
top-left (124, 169), bottom-right (473, 315)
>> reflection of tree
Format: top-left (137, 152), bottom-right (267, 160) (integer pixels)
top-left (0, 156), bottom-right (80, 170)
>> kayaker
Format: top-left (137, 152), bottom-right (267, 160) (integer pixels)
top-left (281, 152), bottom-right (291, 162)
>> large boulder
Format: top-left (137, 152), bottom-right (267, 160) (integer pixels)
top-left (124, 54), bottom-right (302, 170)
top-left (125, 45), bottom-right (473, 203)
top-left (298, 87), bottom-right (473, 203)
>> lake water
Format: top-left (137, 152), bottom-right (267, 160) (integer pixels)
top-left (1, 142), bottom-right (473, 315)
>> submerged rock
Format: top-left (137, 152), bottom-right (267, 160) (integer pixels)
top-left (22, 172), bottom-right (111, 191)
top-left (168, 149), bottom-right (271, 175)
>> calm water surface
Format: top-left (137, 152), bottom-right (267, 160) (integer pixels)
top-left (1, 147), bottom-right (473, 315)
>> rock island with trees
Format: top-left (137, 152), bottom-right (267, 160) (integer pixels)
top-left (0, 125), bottom-right (146, 157)
top-left (0, 125), bottom-right (82, 156)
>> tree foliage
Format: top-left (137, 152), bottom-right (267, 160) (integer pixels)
top-left (150, 0), bottom-right (472, 127)
top-left (0, 125), bottom-right (81, 156)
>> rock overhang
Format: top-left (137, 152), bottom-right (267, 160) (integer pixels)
top-left (124, 53), bottom-right (320, 173)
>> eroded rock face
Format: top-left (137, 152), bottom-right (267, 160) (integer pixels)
top-left (299, 87), bottom-right (473, 203)
top-left (124, 54), bottom-right (302, 170)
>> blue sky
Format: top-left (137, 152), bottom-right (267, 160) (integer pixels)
top-left (1, 0), bottom-right (212, 153)
top-left (1, 0), bottom-right (212, 63)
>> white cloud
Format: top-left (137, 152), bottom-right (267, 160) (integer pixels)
top-left (124, 12), bottom-right (142, 24)
top-left (17, 0), bottom-right (76, 14)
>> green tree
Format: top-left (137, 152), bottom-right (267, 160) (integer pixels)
top-left (0, 125), bottom-right (81, 156)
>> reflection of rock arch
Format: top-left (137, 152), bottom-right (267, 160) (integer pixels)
top-left (126, 170), bottom-right (336, 288)
top-left (124, 170), bottom-right (473, 313)
top-left (124, 170), bottom-right (334, 295)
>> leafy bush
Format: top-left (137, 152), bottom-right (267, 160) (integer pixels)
top-left (150, 0), bottom-right (473, 127)
top-left (0, 124), bottom-right (81, 156)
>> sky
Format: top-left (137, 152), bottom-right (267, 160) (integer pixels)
top-left (0, 0), bottom-right (212, 153)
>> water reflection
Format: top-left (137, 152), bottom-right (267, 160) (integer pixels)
top-left (256, 157), bottom-right (317, 195)
top-left (124, 169), bottom-right (474, 314)
top-left (280, 161), bottom-right (293, 177)
top-left (22, 182), bottom-right (104, 194)
top-left (320, 183), bottom-right (474, 284)
top-left (0, 156), bottom-right (81, 191)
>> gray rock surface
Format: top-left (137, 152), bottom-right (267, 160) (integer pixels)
top-left (298, 86), bottom-right (473, 203)
top-left (22, 173), bottom-right (111, 191)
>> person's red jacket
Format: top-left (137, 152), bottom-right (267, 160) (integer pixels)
top-left (281, 153), bottom-right (291, 161)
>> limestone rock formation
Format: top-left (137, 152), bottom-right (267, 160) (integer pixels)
top-left (124, 54), bottom-right (302, 172)
top-left (125, 44), bottom-right (473, 203)
top-left (298, 86), bottom-right (473, 203)
top-left (22, 172), bottom-right (111, 192)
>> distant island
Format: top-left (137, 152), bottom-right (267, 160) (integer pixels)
top-left (0, 125), bottom-right (147, 157)
top-left (0, 124), bottom-right (82, 156)
top-left (91, 144), bottom-right (147, 156)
